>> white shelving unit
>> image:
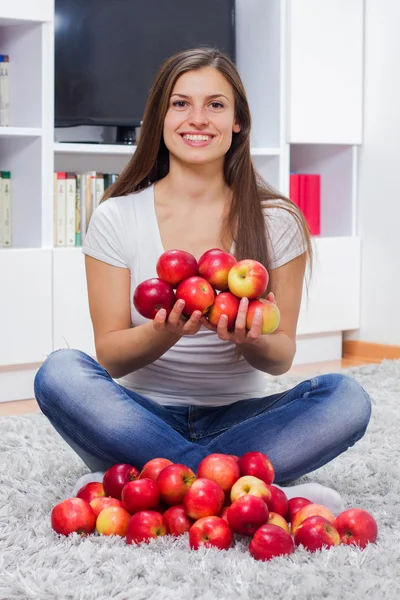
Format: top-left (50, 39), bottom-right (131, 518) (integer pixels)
top-left (0, 0), bottom-right (365, 402)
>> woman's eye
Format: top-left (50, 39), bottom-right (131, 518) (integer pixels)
top-left (172, 100), bottom-right (187, 108)
top-left (210, 102), bottom-right (224, 109)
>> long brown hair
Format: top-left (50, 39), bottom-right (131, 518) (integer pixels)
top-left (102, 47), bottom-right (313, 276)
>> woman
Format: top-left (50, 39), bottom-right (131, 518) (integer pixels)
top-left (34, 48), bottom-right (371, 512)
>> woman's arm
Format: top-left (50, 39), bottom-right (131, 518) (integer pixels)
top-left (85, 256), bottom-right (202, 379)
top-left (238, 253), bottom-right (307, 375)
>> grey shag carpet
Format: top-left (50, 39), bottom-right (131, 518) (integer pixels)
top-left (1, 360), bottom-right (400, 600)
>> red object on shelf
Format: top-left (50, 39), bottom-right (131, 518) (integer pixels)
top-left (290, 173), bottom-right (321, 236)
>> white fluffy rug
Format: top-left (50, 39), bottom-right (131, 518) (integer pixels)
top-left (1, 360), bottom-right (400, 600)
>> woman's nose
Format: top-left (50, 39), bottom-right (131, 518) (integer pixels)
top-left (188, 106), bottom-right (209, 126)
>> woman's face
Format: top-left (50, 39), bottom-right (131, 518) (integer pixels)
top-left (163, 66), bottom-right (241, 166)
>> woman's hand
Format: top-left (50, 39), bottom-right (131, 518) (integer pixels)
top-left (201, 292), bottom-right (277, 345)
top-left (153, 299), bottom-right (203, 337)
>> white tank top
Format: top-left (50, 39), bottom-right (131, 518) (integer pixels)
top-left (82, 184), bottom-right (306, 406)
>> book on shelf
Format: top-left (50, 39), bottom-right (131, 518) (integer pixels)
top-left (54, 171), bottom-right (118, 247)
top-left (0, 171), bottom-right (11, 247)
top-left (0, 55), bottom-right (10, 127)
top-left (290, 173), bottom-right (321, 236)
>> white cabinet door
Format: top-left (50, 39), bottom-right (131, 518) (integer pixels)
top-left (0, 249), bottom-right (52, 366)
top-left (287, 0), bottom-right (364, 144)
top-left (52, 248), bottom-right (96, 356)
top-left (298, 236), bottom-right (361, 335)
top-left (0, 0), bottom-right (53, 22)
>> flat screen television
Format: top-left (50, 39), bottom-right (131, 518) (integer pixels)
top-left (54, 0), bottom-right (236, 142)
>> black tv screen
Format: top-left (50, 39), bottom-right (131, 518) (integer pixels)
top-left (54, 0), bottom-right (236, 128)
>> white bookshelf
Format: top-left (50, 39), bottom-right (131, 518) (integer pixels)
top-left (0, 0), bottom-right (365, 402)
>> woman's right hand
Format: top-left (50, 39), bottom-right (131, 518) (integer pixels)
top-left (153, 299), bottom-right (203, 337)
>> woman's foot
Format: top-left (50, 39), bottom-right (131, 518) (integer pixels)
top-left (275, 482), bottom-right (345, 516)
top-left (72, 471), bottom-right (105, 497)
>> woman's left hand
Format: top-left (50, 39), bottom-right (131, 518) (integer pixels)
top-left (200, 292), bottom-right (277, 345)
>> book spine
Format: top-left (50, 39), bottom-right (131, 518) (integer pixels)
top-left (66, 173), bottom-right (77, 246)
top-left (75, 174), bottom-right (81, 246)
top-left (95, 173), bottom-right (105, 207)
top-left (0, 55), bottom-right (10, 126)
top-left (299, 174), bottom-right (321, 236)
top-left (55, 172), bottom-right (67, 246)
top-left (0, 171), bottom-right (2, 246)
top-left (1, 171), bottom-right (11, 246)
top-left (289, 173), bottom-right (301, 208)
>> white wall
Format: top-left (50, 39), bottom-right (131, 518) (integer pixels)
top-left (347, 0), bottom-right (400, 345)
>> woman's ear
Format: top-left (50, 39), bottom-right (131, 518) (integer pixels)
top-left (233, 122), bottom-right (241, 133)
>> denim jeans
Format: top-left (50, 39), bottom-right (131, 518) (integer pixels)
top-left (33, 349), bottom-right (372, 484)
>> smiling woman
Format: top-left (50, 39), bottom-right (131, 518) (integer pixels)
top-left (33, 47), bottom-right (372, 512)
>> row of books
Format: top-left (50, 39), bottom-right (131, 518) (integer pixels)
top-left (289, 173), bottom-right (321, 236)
top-left (0, 55), bottom-right (10, 126)
top-left (54, 171), bottom-right (118, 247)
top-left (0, 171), bottom-right (11, 247)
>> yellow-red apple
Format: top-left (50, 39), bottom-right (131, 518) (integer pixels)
top-left (246, 298), bottom-right (280, 334)
top-left (293, 515), bottom-right (340, 552)
top-left (291, 503), bottom-right (336, 536)
top-left (268, 511), bottom-right (290, 534)
top-left (198, 248), bottom-right (237, 291)
top-left (227, 259), bottom-right (269, 299)
top-left (230, 475), bottom-right (272, 505)
top-left (90, 496), bottom-right (124, 518)
top-left (207, 291), bottom-right (240, 330)
top-left (197, 453), bottom-right (240, 492)
top-left (96, 505), bottom-right (131, 537)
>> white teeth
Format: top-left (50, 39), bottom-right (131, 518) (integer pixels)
top-left (182, 134), bottom-right (212, 141)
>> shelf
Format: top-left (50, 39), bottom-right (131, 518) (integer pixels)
top-left (0, 126), bottom-right (43, 138)
top-left (53, 142), bottom-right (281, 157)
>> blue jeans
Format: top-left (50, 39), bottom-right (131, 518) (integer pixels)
top-left (33, 349), bottom-right (372, 484)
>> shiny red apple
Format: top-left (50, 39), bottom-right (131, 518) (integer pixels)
top-left (227, 259), bottom-right (269, 299)
top-left (227, 494), bottom-right (269, 536)
top-left (176, 276), bottom-right (215, 316)
top-left (121, 478), bottom-right (160, 514)
top-left (163, 504), bottom-right (195, 536)
top-left (125, 510), bottom-right (168, 545)
top-left (334, 508), bottom-right (378, 549)
top-left (291, 503), bottom-right (336, 537)
top-left (156, 249), bottom-right (198, 288)
top-left (51, 497), bottom-right (96, 536)
top-left (183, 477), bottom-right (225, 520)
top-left (249, 523), bottom-right (295, 561)
top-left (247, 298), bottom-right (280, 334)
top-left (198, 248), bottom-right (237, 291)
top-left (102, 463), bottom-right (140, 500)
top-left (133, 278), bottom-right (176, 319)
top-left (207, 291), bottom-right (240, 331)
top-left (76, 481), bottom-right (105, 503)
top-left (237, 451), bottom-right (275, 485)
top-left (293, 515), bottom-right (340, 552)
top-left (196, 453), bottom-right (241, 493)
top-left (156, 463), bottom-right (196, 506)
top-left (139, 457), bottom-right (173, 482)
top-left (189, 516), bottom-right (233, 551)
top-left (265, 485), bottom-right (289, 519)
top-left (286, 497), bottom-right (312, 523)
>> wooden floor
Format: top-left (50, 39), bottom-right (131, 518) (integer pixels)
top-left (0, 357), bottom-right (379, 417)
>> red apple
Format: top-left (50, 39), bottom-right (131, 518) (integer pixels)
top-left (126, 510), bottom-right (168, 545)
top-left (287, 497), bottom-right (312, 523)
top-left (163, 504), bottom-right (195, 536)
top-left (96, 505), bottom-right (132, 537)
top-left (89, 496), bottom-right (124, 518)
top-left (220, 506), bottom-right (230, 522)
top-left (156, 463), bottom-right (196, 506)
top-left (291, 503), bottom-right (336, 537)
top-left (249, 523), bottom-right (294, 561)
top-left (230, 475), bottom-right (272, 505)
top-left (139, 457), bottom-right (173, 482)
top-left (265, 485), bottom-right (289, 519)
top-left (133, 278), bottom-right (176, 319)
top-left (207, 292), bottom-right (240, 331)
top-left (268, 511), bottom-right (290, 534)
top-left (189, 516), bottom-right (233, 551)
top-left (51, 497), bottom-right (96, 536)
top-left (176, 276), bottom-right (215, 316)
top-left (76, 481), bottom-right (105, 503)
top-left (227, 259), bottom-right (269, 300)
top-left (334, 508), bottom-right (378, 549)
top-left (238, 451), bottom-right (275, 485)
top-left (121, 478), bottom-right (160, 514)
top-left (183, 477), bottom-right (225, 520)
top-left (197, 453), bottom-right (241, 492)
top-left (247, 298), bottom-right (280, 334)
top-left (227, 494), bottom-right (269, 536)
top-left (198, 248), bottom-right (237, 291)
top-left (156, 249), bottom-right (198, 288)
top-left (102, 463), bottom-right (140, 500)
top-left (293, 515), bottom-right (340, 552)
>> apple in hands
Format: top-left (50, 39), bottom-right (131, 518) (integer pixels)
top-left (96, 505), bottom-right (132, 537)
top-left (198, 248), bottom-right (237, 291)
top-left (227, 494), bottom-right (269, 536)
top-left (249, 523), bottom-right (294, 561)
top-left (293, 515), bottom-right (340, 552)
top-left (156, 463), bottom-right (196, 506)
top-left (176, 276), bottom-right (215, 316)
top-left (238, 451), bottom-right (275, 486)
top-left (102, 463), bottom-right (140, 500)
top-left (189, 516), bottom-right (233, 551)
top-left (133, 278), bottom-right (176, 319)
top-left (51, 497), bottom-right (96, 536)
top-left (156, 249), bottom-right (198, 288)
top-left (139, 457), bottom-right (174, 482)
top-left (246, 298), bottom-right (280, 334)
top-left (125, 510), bottom-right (168, 545)
top-left (183, 477), bottom-right (225, 520)
top-left (227, 259), bottom-right (269, 300)
top-left (121, 478), bottom-right (160, 514)
top-left (207, 292), bottom-right (240, 331)
top-left (334, 508), bottom-right (378, 548)
top-left (196, 453), bottom-right (240, 493)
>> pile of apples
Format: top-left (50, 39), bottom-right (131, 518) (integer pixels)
top-left (51, 452), bottom-right (378, 560)
top-left (133, 248), bottom-right (280, 333)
